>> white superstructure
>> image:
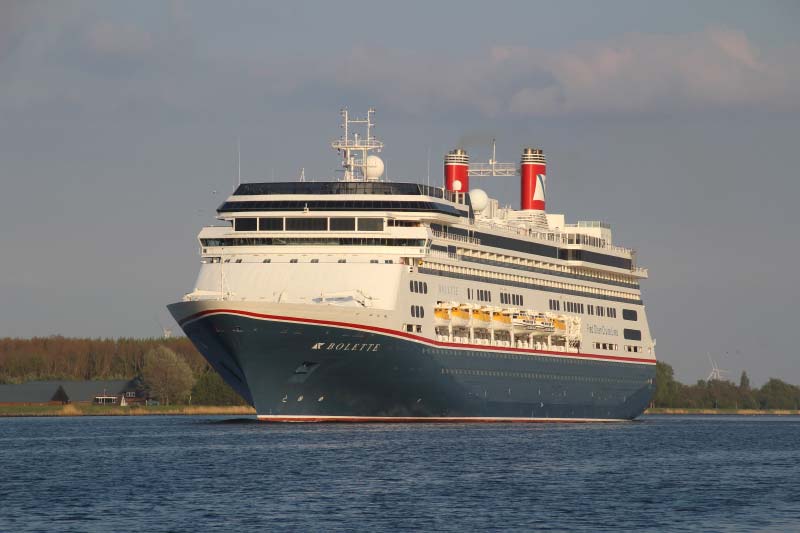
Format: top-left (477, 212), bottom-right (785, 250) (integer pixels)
top-left (181, 109), bottom-right (655, 364)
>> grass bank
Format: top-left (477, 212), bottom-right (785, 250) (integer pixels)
top-left (0, 404), bottom-right (256, 417)
top-left (645, 407), bottom-right (800, 416)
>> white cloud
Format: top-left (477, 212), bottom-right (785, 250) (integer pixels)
top-left (323, 27), bottom-right (800, 117)
top-left (2, 18), bottom-right (798, 121)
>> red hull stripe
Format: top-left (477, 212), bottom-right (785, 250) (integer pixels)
top-left (257, 415), bottom-right (625, 423)
top-left (179, 308), bottom-right (656, 365)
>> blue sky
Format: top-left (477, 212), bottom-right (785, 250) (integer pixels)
top-left (1, 1), bottom-right (799, 385)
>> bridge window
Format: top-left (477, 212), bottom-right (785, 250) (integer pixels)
top-left (234, 218), bottom-right (257, 231)
top-left (286, 217), bottom-right (327, 231)
top-left (622, 309), bottom-right (638, 321)
top-left (258, 218), bottom-right (283, 231)
top-left (330, 218), bottom-right (356, 231)
top-left (358, 218), bottom-right (383, 231)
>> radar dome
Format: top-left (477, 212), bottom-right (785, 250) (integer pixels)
top-left (469, 189), bottom-right (489, 212)
top-left (365, 155), bottom-right (385, 180)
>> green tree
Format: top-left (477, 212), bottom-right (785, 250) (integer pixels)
top-left (737, 371), bottom-right (757, 409)
top-left (653, 361), bottom-right (681, 407)
top-left (191, 369), bottom-right (248, 406)
top-left (142, 346), bottom-right (195, 405)
top-left (739, 371), bottom-right (750, 391)
top-left (757, 379), bottom-right (800, 410)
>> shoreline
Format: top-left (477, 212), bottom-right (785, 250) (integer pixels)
top-left (644, 407), bottom-right (800, 416)
top-left (1, 405), bottom-right (799, 418)
top-left (0, 404), bottom-right (256, 417)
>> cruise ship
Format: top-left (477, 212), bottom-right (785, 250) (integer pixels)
top-left (168, 108), bottom-right (656, 422)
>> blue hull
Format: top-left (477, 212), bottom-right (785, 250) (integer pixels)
top-left (175, 310), bottom-right (655, 421)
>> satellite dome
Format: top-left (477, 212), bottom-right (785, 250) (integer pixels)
top-left (365, 155), bottom-right (384, 180)
top-left (469, 189), bottom-right (489, 212)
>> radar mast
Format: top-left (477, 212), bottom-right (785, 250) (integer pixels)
top-left (331, 107), bottom-right (384, 182)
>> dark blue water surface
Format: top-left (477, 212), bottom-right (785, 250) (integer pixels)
top-left (1, 415), bottom-right (798, 532)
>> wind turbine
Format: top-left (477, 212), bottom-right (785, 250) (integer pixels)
top-left (706, 353), bottom-right (730, 382)
top-left (154, 315), bottom-right (173, 339)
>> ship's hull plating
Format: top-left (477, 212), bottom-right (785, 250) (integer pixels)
top-left (170, 303), bottom-right (655, 422)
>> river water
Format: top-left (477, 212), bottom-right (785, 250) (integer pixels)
top-left (0, 415), bottom-right (798, 532)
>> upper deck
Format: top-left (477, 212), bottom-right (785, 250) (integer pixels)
top-left (206, 180), bottom-right (646, 280)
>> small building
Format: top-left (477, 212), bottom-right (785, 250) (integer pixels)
top-left (0, 379), bottom-right (146, 406)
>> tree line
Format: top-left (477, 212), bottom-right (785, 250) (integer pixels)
top-left (3, 337), bottom-right (798, 409)
top-left (654, 361), bottom-right (800, 410)
top-left (0, 336), bottom-right (246, 406)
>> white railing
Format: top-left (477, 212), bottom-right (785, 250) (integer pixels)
top-left (472, 220), bottom-right (634, 256)
top-left (431, 229), bottom-right (481, 245)
top-left (428, 248), bottom-right (458, 260)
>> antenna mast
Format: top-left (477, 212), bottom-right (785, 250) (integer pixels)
top-left (468, 138), bottom-right (516, 177)
top-left (331, 107), bottom-right (384, 181)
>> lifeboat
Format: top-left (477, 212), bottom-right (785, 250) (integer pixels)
top-left (531, 314), bottom-right (555, 334)
top-left (434, 303), bottom-right (451, 325)
top-left (492, 309), bottom-right (512, 329)
top-left (509, 310), bottom-right (536, 334)
top-left (450, 304), bottom-right (471, 327)
top-left (552, 318), bottom-right (567, 335)
top-left (471, 307), bottom-right (491, 327)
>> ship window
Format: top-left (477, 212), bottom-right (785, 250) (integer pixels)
top-left (622, 309), bottom-right (638, 321)
top-left (235, 259), bottom-right (242, 263)
top-left (286, 217), bottom-right (327, 231)
top-left (384, 259), bottom-right (393, 264)
top-left (338, 259), bottom-right (346, 263)
top-left (358, 218), bottom-right (383, 231)
top-left (234, 218), bottom-right (257, 231)
top-left (330, 218), bottom-right (356, 231)
top-left (370, 259), bottom-right (379, 263)
top-left (290, 258), bottom-right (299, 263)
top-left (258, 218), bottom-right (283, 231)
top-left (588, 305), bottom-right (594, 315)
top-left (262, 258), bottom-right (271, 263)
top-left (623, 328), bottom-right (642, 341)
top-left (311, 259), bottom-right (319, 263)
